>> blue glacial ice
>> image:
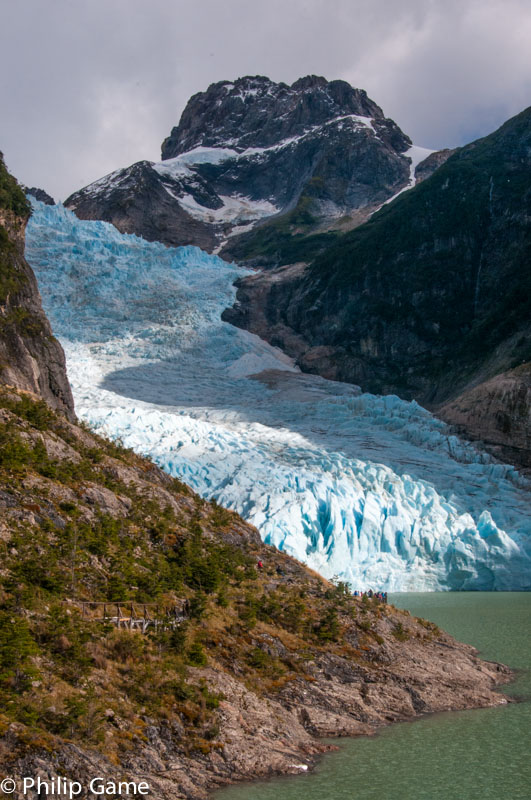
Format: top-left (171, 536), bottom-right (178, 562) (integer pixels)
top-left (25, 200), bottom-right (531, 591)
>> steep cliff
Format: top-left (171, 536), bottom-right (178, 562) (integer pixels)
top-left (0, 154), bottom-right (74, 419)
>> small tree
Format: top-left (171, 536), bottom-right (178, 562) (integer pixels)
top-left (0, 612), bottom-right (38, 691)
top-left (317, 606), bottom-right (340, 642)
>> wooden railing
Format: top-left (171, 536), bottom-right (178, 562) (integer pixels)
top-left (65, 599), bottom-right (190, 633)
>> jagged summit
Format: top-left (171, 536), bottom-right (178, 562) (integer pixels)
top-left (161, 74), bottom-right (387, 158)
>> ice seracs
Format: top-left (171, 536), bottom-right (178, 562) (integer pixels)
top-left (25, 200), bottom-right (531, 591)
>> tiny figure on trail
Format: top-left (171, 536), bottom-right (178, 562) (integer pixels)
top-left (257, 560), bottom-right (263, 569)
top-left (368, 589), bottom-right (373, 598)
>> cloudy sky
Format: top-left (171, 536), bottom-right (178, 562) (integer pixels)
top-left (2, 0), bottom-right (531, 200)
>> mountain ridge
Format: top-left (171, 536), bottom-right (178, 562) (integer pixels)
top-left (161, 74), bottom-right (394, 157)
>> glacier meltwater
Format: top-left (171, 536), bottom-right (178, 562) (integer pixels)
top-left (25, 201), bottom-right (531, 591)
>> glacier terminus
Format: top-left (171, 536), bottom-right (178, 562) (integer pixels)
top-left (25, 200), bottom-right (531, 591)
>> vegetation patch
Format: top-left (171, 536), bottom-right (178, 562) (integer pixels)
top-left (0, 388), bottom-right (401, 766)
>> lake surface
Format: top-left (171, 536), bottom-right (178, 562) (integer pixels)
top-left (217, 593), bottom-right (531, 800)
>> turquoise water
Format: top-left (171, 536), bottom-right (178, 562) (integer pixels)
top-left (217, 593), bottom-right (531, 800)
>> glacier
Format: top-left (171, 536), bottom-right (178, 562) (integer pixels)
top-left (25, 200), bottom-right (531, 591)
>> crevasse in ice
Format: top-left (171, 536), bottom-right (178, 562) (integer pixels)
top-left (25, 200), bottom-right (531, 591)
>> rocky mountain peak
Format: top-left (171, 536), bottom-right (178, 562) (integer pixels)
top-left (290, 74), bottom-right (329, 90)
top-left (67, 76), bottom-right (423, 253)
top-left (161, 74), bottom-right (388, 159)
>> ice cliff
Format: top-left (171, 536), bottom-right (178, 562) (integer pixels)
top-left (25, 200), bottom-right (531, 590)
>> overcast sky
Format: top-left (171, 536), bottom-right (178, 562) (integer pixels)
top-left (1, 0), bottom-right (530, 200)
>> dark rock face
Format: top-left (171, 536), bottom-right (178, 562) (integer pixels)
top-left (161, 74), bottom-right (400, 156)
top-left (24, 186), bottom-right (55, 205)
top-left (225, 108), bottom-right (531, 465)
top-left (66, 76), bottom-right (415, 251)
top-left (438, 364), bottom-right (531, 472)
top-left (65, 161), bottom-right (217, 250)
top-left (0, 156), bottom-right (74, 419)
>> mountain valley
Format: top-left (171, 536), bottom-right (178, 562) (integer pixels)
top-left (0, 154), bottom-right (517, 799)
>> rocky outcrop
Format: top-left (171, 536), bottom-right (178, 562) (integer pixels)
top-left (24, 186), bottom-right (55, 205)
top-left (64, 160), bottom-right (217, 250)
top-left (65, 76), bottom-right (417, 251)
top-left (222, 263), bottom-right (311, 356)
top-left (9, 634), bottom-right (510, 800)
top-left (0, 155), bottom-right (74, 419)
top-left (225, 107), bottom-right (531, 469)
top-left (438, 363), bottom-right (531, 471)
top-left (414, 148), bottom-right (455, 183)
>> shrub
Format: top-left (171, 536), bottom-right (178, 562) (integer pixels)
top-left (188, 641), bottom-right (207, 667)
top-left (391, 622), bottom-right (410, 642)
top-left (247, 647), bottom-right (270, 669)
top-left (169, 623), bottom-right (188, 654)
top-left (107, 630), bottom-right (146, 663)
top-left (189, 592), bottom-right (207, 620)
top-left (0, 423), bottom-right (34, 473)
top-left (209, 498), bottom-right (233, 528)
top-left (0, 393), bottom-right (54, 430)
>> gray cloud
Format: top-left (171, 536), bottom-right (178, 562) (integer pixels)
top-left (1, 0), bottom-right (530, 199)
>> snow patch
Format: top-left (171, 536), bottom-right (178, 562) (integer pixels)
top-left (157, 114), bottom-right (379, 170)
top-left (177, 193), bottom-right (278, 225)
top-left (407, 145), bottom-right (435, 179)
top-left (153, 147), bottom-right (240, 178)
top-left (382, 145), bottom-right (435, 206)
